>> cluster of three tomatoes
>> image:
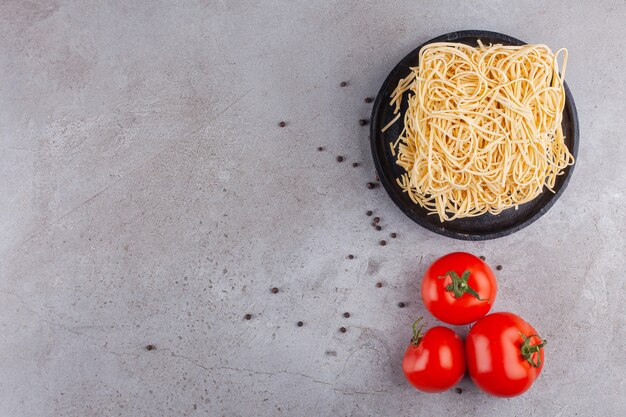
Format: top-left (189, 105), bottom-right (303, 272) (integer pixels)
top-left (403, 252), bottom-right (546, 397)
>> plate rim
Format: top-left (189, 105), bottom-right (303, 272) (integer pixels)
top-left (370, 30), bottom-right (579, 241)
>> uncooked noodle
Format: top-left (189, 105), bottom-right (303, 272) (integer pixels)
top-left (384, 41), bottom-right (574, 222)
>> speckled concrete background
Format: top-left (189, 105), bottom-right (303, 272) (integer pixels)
top-left (1, 1), bottom-right (625, 416)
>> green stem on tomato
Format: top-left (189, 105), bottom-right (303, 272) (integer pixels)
top-left (519, 332), bottom-right (547, 368)
top-left (411, 317), bottom-right (426, 346)
top-left (438, 270), bottom-right (485, 301)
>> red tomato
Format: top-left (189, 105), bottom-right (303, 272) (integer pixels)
top-left (466, 312), bottom-right (547, 397)
top-left (422, 252), bottom-right (497, 325)
top-left (402, 318), bottom-right (465, 393)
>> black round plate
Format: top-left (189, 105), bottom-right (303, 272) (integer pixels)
top-left (370, 30), bottom-right (579, 241)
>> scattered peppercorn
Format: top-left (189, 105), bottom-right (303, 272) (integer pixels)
top-left (398, 302), bottom-right (406, 308)
top-left (366, 210), bottom-right (373, 216)
top-left (146, 344), bottom-right (155, 351)
top-left (373, 217), bottom-right (380, 223)
top-left (496, 265), bottom-right (503, 270)
top-left (244, 314), bottom-right (252, 320)
top-left (317, 146), bottom-right (324, 151)
top-left (359, 119), bottom-right (369, 126)
top-left (339, 327), bottom-right (347, 333)
top-left (271, 287), bottom-right (279, 294)
top-left (352, 162), bottom-right (359, 167)
top-left (455, 387), bottom-right (463, 394)
top-left (380, 240), bottom-right (386, 246)
top-left (375, 225), bottom-right (382, 231)
top-left (340, 81), bottom-right (348, 87)
top-left (364, 97), bottom-right (373, 103)
top-left (376, 282), bottom-right (383, 288)
top-left (279, 121), bottom-right (286, 127)
top-left (479, 255), bottom-right (486, 261)
top-left (390, 232), bottom-right (397, 238)
top-left (375, 174), bottom-right (380, 181)
top-left (297, 321), bottom-right (304, 327)
top-left (347, 254), bottom-right (354, 259)
top-left (367, 182), bottom-right (376, 189)
top-left (343, 312), bottom-right (350, 318)
top-left (336, 156), bottom-right (344, 162)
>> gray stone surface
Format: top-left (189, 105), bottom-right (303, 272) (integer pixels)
top-left (1, 1), bottom-right (625, 416)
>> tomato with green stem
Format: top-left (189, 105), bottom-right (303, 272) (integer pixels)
top-left (466, 312), bottom-right (547, 397)
top-left (402, 318), bottom-right (465, 393)
top-left (422, 252), bottom-right (497, 325)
